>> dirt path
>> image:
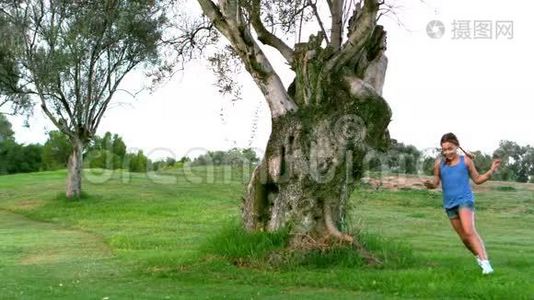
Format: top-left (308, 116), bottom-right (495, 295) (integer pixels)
top-left (361, 174), bottom-right (534, 192)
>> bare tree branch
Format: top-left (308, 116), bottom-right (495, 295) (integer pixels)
top-left (197, 0), bottom-right (298, 119)
top-left (247, 0), bottom-right (294, 64)
top-left (308, 0), bottom-right (330, 45)
top-left (342, 0), bottom-right (356, 30)
top-left (330, 0), bottom-right (343, 49)
top-left (324, 0), bottom-right (380, 73)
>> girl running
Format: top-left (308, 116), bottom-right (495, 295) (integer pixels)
top-left (423, 132), bottom-right (501, 274)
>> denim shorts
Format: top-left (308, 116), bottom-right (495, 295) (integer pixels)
top-left (445, 202), bottom-right (475, 219)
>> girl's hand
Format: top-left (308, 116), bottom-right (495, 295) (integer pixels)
top-left (423, 180), bottom-right (435, 189)
top-left (490, 159), bottom-right (501, 173)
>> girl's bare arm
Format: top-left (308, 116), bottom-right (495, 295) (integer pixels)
top-left (465, 156), bottom-right (501, 185)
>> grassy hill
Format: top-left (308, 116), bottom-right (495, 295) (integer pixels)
top-left (0, 167), bottom-right (533, 299)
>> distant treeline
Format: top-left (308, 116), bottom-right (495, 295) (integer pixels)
top-left (0, 114), bottom-right (260, 175)
top-left (1, 115), bottom-right (532, 182)
top-left (0, 129), bottom-right (158, 174)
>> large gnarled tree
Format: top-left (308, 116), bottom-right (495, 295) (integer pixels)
top-left (195, 0), bottom-right (392, 247)
top-left (0, 0), bottom-right (167, 198)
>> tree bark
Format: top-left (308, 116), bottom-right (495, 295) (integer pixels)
top-left (66, 139), bottom-right (83, 198)
top-left (330, 0), bottom-right (343, 49)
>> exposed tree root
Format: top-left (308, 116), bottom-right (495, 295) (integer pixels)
top-left (324, 204), bottom-right (382, 266)
top-left (287, 232), bottom-right (382, 266)
top-left (323, 203), bottom-right (354, 243)
top-left (349, 235), bottom-right (382, 266)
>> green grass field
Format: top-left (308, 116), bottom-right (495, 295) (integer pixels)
top-left (0, 167), bottom-right (533, 299)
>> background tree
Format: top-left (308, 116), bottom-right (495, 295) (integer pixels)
top-left (174, 156), bottom-right (192, 168)
top-left (0, 113), bottom-right (14, 143)
top-left (111, 134), bottom-right (127, 167)
top-left (18, 143), bottom-right (43, 173)
top-left (0, 0), bottom-right (168, 198)
top-left (191, 148), bottom-right (259, 167)
top-left (472, 150), bottom-right (492, 177)
top-left (422, 156), bottom-right (434, 176)
top-left (522, 146), bottom-right (534, 183)
top-left (0, 115), bottom-right (42, 174)
top-left (0, 140), bottom-right (42, 174)
top-left (151, 157), bottom-right (177, 171)
top-left (85, 132), bottom-right (127, 170)
top-left (377, 140), bottom-right (420, 174)
top-left (493, 141), bottom-right (534, 183)
top-left (127, 150), bottom-right (149, 173)
top-left (41, 130), bottom-right (72, 171)
top-left (182, 0), bottom-right (392, 251)
top-left (241, 148), bottom-right (260, 165)
top-left (0, 15), bottom-right (32, 115)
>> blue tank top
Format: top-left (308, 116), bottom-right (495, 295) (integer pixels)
top-left (439, 156), bottom-right (474, 208)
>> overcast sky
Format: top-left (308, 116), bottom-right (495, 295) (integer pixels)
top-left (6, 0), bottom-right (533, 160)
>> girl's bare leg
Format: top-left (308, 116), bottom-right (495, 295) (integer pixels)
top-left (458, 208), bottom-right (488, 260)
top-left (449, 217), bottom-right (477, 255)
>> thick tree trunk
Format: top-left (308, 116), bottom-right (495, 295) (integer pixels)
top-left (242, 33), bottom-right (391, 246)
top-left (242, 101), bottom-right (389, 244)
top-left (197, 0), bottom-right (389, 250)
top-left (66, 139), bottom-right (83, 198)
